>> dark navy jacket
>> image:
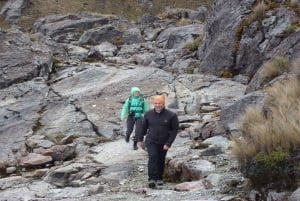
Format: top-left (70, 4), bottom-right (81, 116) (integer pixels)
top-left (139, 108), bottom-right (179, 147)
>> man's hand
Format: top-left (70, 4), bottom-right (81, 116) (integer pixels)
top-left (163, 145), bottom-right (169, 150)
top-left (138, 141), bottom-right (145, 150)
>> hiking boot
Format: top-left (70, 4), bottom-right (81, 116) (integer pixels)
top-left (148, 180), bottom-right (156, 188)
top-left (133, 141), bottom-right (138, 150)
top-left (156, 180), bottom-right (164, 186)
top-left (125, 135), bottom-right (130, 143)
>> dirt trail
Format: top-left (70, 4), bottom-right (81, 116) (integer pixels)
top-left (91, 138), bottom-right (148, 166)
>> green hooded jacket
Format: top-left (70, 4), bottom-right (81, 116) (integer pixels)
top-left (121, 87), bottom-right (149, 120)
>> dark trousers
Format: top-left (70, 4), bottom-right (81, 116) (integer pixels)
top-left (126, 115), bottom-right (143, 142)
top-left (146, 142), bottom-right (167, 181)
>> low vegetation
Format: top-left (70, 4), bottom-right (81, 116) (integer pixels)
top-left (0, 0), bottom-right (211, 31)
top-left (249, 1), bottom-right (267, 23)
top-left (231, 61), bottom-right (300, 189)
top-left (292, 57), bottom-right (300, 75)
top-left (283, 21), bottom-right (300, 36)
top-left (259, 56), bottom-right (290, 82)
top-left (183, 34), bottom-right (204, 52)
top-left (290, 0), bottom-right (299, 7)
top-left (287, 0), bottom-right (300, 14)
top-left (0, 0), bottom-right (10, 29)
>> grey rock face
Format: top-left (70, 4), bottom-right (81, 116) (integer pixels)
top-left (79, 25), bottom-right (123, 45)
top-left (32, 13), bottom-right (110, 42)
top-left (220, 91), bottom-right (265, 137)
top-left (236, 7), bottom-right (300, 75)
top-left (0, 0), bottom-right (30, 24)
top-left (0, 28), bottom-right (52, 89)
top-left (0, 78), bottom-right (49, 165)
top-left (156, 24), bottom-right (204, 49)
top-left (197, 0), bottom-right (299, 77)
top-left (197, 0), bottom-right (255, 74)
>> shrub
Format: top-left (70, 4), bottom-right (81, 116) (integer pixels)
top-left (112, 36), bottom-right (125, 47)
top-left (289, 0), bottom-right (299, 8)
top-left (219, 69), bottom-right (234, 78)
top-left (232, 77), bottom-right (300, 190)
top-left (250, 1), bottom-right (267, 22)
top-left (190, 140), bottom-right (210, 149)
top-left (176, 18), bottom-right (193, 26)
top-left (183, 35), bottom-right (203, 52)
top-left (291, 57), bottom-right (300, 76)
top-left (282, 22), bottom-right (300, 37)
top-left (259, 56), bottom-right (290, 82)
top-left (184, 65), bottom-right (197, 74)
top-left (0, 16), bottom-right (11, 30)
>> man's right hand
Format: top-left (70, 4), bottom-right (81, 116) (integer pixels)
top-left (138, 141), bottom-right (145, 150)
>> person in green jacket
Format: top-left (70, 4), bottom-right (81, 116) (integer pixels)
top-left (121, 87), bottom-right (149, 150)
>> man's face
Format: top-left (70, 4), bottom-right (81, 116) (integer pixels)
top-left (154, 102), bottom-right (164, 112)
top-left (133, 91), bottom-right (140, 97)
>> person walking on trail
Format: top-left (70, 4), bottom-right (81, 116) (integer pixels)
top-left (121, 87), bottom-right (149, 150)
top-left (137, 95), bottom-right (179, 188)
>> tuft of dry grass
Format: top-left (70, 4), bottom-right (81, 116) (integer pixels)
top-left (231, 57), bottom-right (300, 189)
top-left (250, 1), bottom-right (267, 22)
top-left (176, 18), bottom-right (193, 26)
top-left (232, 77), bottom-right (300, 161)
top-left (259, 56), bottom-right (290, 82)
top-left (284, 23), bottom-right (300, 36)
top-left (231, 106), bottom-right (265, 159)
top-left (183, 34), bottom-right (204, 52)
top-left (289, 0), bottom-right (299, 8)
top-left (291, 57), bottom-right (300, 76)
top-left (265, 77), bottom-right (300, 151)
top-left (0, 16), bottom-right (10, 29)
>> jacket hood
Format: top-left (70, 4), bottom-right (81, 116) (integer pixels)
top-left (130, 87), bottom-right (141, 96)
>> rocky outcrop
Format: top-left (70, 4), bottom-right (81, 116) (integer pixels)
top-left (32, 12), bottom-right (110, 42)
top-left (0, 28), bottom-right (52, 89)
top-left (197, 0), bottom-right (300, 77)
top-left (220, 91), bottom-right (265, 137)
top-left (0, 0), bottom-right (30, 24)
top-left (156, 24), bottom-right (204, 49)
top-left (197, 0), bottom-right (255, 74)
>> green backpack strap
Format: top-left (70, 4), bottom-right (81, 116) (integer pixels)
top-left (128, 95), bottom-right (144, 111)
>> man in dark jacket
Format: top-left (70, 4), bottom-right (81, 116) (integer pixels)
top-left (138, 95), bottom-right (179, 188)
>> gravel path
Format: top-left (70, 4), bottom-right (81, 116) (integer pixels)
top-left (87, 137), bottom-right (224, 201)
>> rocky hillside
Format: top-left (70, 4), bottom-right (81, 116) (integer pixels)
top-left (0, 0), bottom-right (299, 201)
top-left (0, 0), bottom-right (210, 30)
